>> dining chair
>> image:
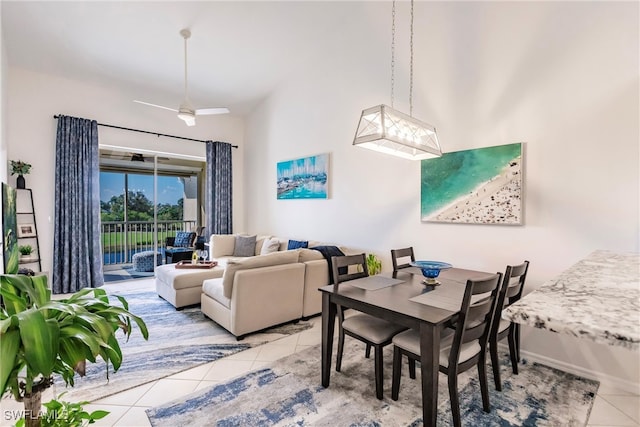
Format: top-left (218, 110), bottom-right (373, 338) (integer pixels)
top-left (391, 272), bottom-right (503, 427)
top-left (331, 254), bottom-right (407, 400)
top-left (390, 247), bottom-right (415, 273)
top-left (489, 260), bottom-right (530, 391)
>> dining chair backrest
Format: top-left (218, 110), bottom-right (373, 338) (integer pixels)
top-left (391, 247), bottom-right (415, 272)
top-left (497, 261), bottom-right (529, 311)
top-left (449, 273), bottom-right (502, 365)
top-left (331, 254), bottom-right (369, 287)
top-left (488, 261), bottom-right (530, 390)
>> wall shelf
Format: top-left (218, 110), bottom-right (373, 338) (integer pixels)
top-left (16, 189), bottom-right (42, 273)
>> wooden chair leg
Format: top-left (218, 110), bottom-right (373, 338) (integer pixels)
top-left (515, 323), bottom-right (521, 362)
top-left (391, 346), bottom-right (402, 401)
top-left (336, 328), bottom-right (345, 372)
top-left (374, 345), bottom-right (384, 400)
top-left (508, 327), bottom-right (518, 375)
top-left (490, 338), bottom-right (502, 391)
top-left (448, 370), bottom-right (462, 427)
top-left (408, 357), bottom-right (416, 379)
top-left (365, 343), bottom-right (372, 359)
top-left (478, 353), bottom-right (491, 412)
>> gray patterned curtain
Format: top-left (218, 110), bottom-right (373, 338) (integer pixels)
top-left (205, 141), bottom-right (233, 235)
top-left (52, 115), bottom-right (104, 294)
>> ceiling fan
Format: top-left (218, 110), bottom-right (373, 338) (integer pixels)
top-left (100, 151), bottom-right (169, 162)
top-left (134, 29), bottom-right (229, 126)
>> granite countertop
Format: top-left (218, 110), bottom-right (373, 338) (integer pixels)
top-left (503, 250), bottom-right (640, 351)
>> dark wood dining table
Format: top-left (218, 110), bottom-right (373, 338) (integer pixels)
top-left (319, 266), bottom-right (494, 426)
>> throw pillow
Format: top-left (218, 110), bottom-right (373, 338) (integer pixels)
top-left (211, 234), bottom-right (236, 258)
top-left (174, 231), bottom-right (196, 248)
top-left (254, 235), bottom-right (271, 256)
top-left (233, 235), bottom-right (257, 257)
top-left (287, 239), bottom-right (308, 250)
top-left (260, 238), bottom-right (281, 255)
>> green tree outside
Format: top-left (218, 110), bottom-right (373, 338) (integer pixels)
top-left (100, 191), bottom-right (184, 222)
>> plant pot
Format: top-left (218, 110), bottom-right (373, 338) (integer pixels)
top-left (16, 174), bottom-right (26, 189)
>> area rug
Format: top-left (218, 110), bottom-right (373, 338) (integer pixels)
top-left (53, 290), bottom-right (312, 402)
top-left (103, 265), bottom-right (155, 283)
top-left (147, 342), bottom-right (599, 426)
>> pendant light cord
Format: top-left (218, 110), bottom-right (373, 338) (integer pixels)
top-left (390, 1), bottom-right (396, 109)
top-left (391, 0), bottom-right (415, 117)
top-left (409, 0), bottom-right (414, 117)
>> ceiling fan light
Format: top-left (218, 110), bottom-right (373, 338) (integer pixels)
top-left (177, 108), bottom-right (196, 126)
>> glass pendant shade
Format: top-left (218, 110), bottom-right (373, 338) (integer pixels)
top-left (353, 104), bottom-right (442, 160)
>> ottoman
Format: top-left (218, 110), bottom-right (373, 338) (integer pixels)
top-left (132, 251), bottom-right (162, 272)
top-left (155, 262), bottom-right (225, 309)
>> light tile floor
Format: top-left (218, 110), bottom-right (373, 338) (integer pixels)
top-left (1, 278), bottom-right (638, 427)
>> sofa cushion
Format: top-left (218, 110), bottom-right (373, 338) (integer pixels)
top-left (211, 234), bottom-right (236, 258)
top-left (202, 278), bottom-right (230, 309)
top-left (233, 235), bottom-right (257, 257)
top-left (287, 239), bottom-right (308, 250)
top-left (155, 263), bottom-right (225, 290)
top-left (260, 238), bottom-right (281, 255)
top-left (174, 231), bottom-right (196, 248)
top-left (298, 248), bottom-right (325, 262)
top-left (222, 250), bottom-right (300, 299)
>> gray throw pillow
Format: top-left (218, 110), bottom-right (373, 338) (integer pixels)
top-left (233, 235), bottom-right (257, 257)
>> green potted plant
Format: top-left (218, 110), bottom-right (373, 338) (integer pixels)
top-left (10, 160), bottom-right (32, 189)
top-left (366, 253), bottom-right (382, 276)
top-left (18, 245), bottom-right (33, 259)
top-left (0, 274), bottom-right (148, 427)
top-left (14, 392), bottom-right (109, 427)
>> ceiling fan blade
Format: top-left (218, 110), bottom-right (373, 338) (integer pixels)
top-left (195, 107), bottom-right (230, 116)
top-left (133, 100), bottom-right (178, 112)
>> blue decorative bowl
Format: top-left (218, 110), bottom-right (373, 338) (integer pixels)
top-left (411, 261), bottom-right (453, 285)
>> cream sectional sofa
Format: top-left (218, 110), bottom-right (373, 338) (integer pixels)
top-left (198, 234), bottom-right (338, 338)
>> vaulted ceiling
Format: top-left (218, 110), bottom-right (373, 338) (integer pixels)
top-left (2, 1), bottom-right (386, 116)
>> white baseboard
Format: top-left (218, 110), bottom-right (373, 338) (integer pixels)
top-left (501, 343), bottom-right (640, 395)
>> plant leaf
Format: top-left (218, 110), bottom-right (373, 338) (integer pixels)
top-left (16, 308), bottom-right (57, 378)
top-left (0, 329), bottom-right (20, 396)
top-left (59, 323), bottom-right (103, 357)
top-left (89, 410), bottom-right (110, 420)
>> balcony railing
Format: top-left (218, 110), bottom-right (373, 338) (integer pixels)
top-left (101, 220), bottom-right (197, 266)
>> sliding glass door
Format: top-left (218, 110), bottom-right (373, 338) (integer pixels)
top-left (99, 150), bottom-right (204, 267)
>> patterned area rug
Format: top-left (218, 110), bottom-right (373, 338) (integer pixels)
top-left (53, 290), bottom-right (312, 402)
top-left (147, 341), bottom-right (598, 426)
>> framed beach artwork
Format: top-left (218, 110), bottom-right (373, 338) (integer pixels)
top-left (421, 143), bottom-right (523, 225)
top-left (277, 153), bottom-right (329, 200)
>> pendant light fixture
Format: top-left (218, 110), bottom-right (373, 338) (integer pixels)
top-left (353, 0), bottom-right (442, 160)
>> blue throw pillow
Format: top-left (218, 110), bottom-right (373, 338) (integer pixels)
top-left (174, 231), bottom-right (196, 247)
top-left (287, 239), bottom-right (309, 250)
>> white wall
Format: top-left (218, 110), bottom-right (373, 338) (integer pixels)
top-left (0, 3), bottom-right (6, 274)
top-left (6, 67), bottom-right (245, 275)
top-left (245, 2), bottom-right (639, 390)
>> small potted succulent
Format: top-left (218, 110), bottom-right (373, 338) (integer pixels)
top-left (18, 245), bottom-right (33, 260)
top-left (10, 160), bottom-right (32, 189)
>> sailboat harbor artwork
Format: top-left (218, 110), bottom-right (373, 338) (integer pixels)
top-left (421, 143), bottom-right (523, 225)
top-left (277, 153), bottom-right (329, 200)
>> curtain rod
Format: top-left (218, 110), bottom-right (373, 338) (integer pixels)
top-left (53, 115), bottom-right (238, 148)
